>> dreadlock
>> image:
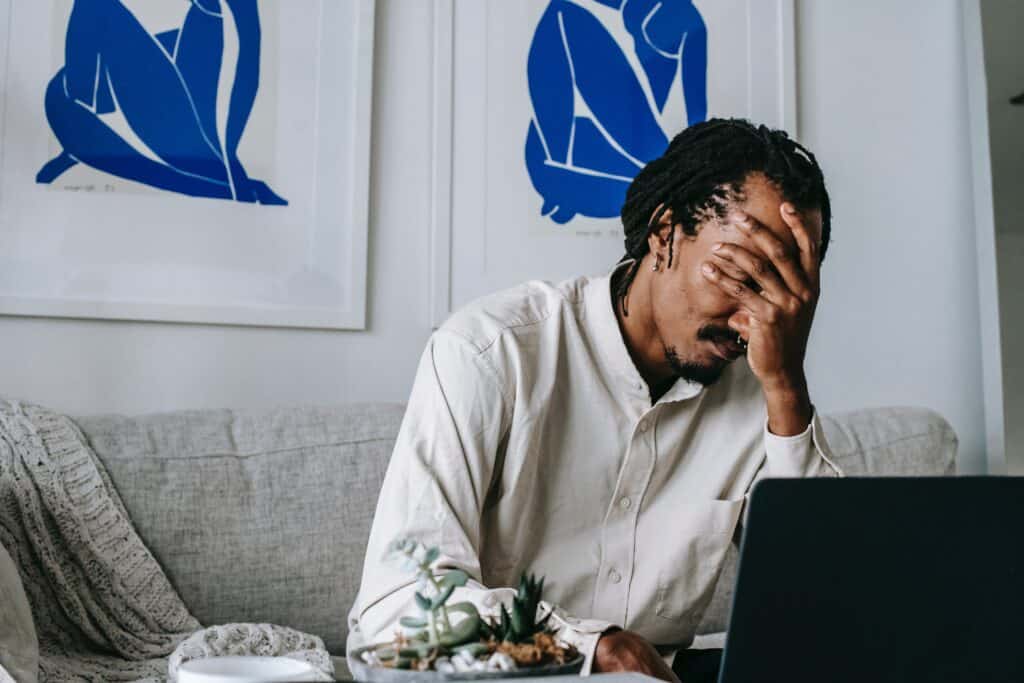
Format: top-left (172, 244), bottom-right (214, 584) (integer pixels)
top-left (615, 118), bottom-right (831, 315)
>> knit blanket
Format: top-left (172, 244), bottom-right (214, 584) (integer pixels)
top-left (0, 399), bottom-right (333, 682)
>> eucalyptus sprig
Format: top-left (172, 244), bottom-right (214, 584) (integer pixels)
top-left (383, 538), bottom-right (481, 651)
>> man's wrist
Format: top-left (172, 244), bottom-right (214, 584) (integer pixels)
top-left (763, 373), bottom-right (812, 436)
top-left (760, 368), bottom-right (808, 396)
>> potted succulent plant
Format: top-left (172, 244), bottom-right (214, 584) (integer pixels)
top-left (349, 539), bottom-right (583, 681)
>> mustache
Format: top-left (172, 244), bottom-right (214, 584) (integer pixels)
top-left (697, 324), bottom-right (737, 344)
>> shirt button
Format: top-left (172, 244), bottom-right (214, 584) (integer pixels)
top-left (638, 420), bottom-right (649, 433)
top-left (619, 496), bottom-right (632, 510)
top-left (608, 569), bottom-right (622, 584)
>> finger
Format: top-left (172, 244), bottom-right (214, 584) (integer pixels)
top-left (728, 311), bottom-right (753, 337)
top-left (701, 261), bottom-right (778, 321)
top-left (709, 253), bottom-right (752, 284)
top-left (731, 212), bottom-right (812, 302)
top-left (711, 241), bottom-right (789, 304)
top-left (780, 202), bottom-right (820, 291)
top-left (727, 312), bottom-right (754, 347)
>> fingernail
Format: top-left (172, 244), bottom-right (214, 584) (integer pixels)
top-left (702, 263), bottom-right (715, 274)
top-left (712, 242), bottom-right (723, 251)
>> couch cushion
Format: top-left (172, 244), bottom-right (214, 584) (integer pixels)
top-left (695, 405), bottom-right (958, 636)
top-left (74, 403), bottom-right (405, 655)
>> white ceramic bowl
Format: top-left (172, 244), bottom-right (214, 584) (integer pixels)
top-left (177, 656), bottom-right (319, 683)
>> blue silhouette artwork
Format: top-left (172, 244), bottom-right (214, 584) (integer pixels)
top-left (36, 0), bottom-right (286, 205)
top-left (525, 0), bottom-right (707, 224)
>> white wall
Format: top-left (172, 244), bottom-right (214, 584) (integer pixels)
top-left (798, 0), bottom-right (986, 472)
top-left (0, 1), bottom-right (990, 471)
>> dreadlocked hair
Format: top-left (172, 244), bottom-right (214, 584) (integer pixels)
top-left (615, 117), bottom-right (831, 315)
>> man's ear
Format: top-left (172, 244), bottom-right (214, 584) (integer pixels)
top-left (646, 206), bottom-right (675, 258)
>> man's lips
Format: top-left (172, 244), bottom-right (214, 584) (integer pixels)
top-left (709, 339), bottom-right (745, 361)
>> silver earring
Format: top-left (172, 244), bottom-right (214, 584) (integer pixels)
top-left (652, 255), bottom-right (661, 272)
top-left (737, 334), bottom-right (748, 349)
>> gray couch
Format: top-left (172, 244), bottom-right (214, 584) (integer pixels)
top-left (72, 403), bottom-right (957, 674)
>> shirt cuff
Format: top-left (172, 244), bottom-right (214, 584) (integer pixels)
top-left (545, 605), bottom-right (617, 676)
top-left (763, 410), bottom-right (844, 478)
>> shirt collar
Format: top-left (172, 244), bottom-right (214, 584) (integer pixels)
top-left (583, 261), bottom-right (704, 405)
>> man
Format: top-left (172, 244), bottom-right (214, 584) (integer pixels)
top-left (347, 119), bottom-right (842, 682)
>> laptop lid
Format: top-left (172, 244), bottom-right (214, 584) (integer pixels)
top-left (718, 477), bottom-right (1024, 683)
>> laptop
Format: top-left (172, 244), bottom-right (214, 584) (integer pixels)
top-left (718, 477), bottom-right (1024, 683)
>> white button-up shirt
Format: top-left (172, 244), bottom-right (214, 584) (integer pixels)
top-left (347, 266), bottom-right (842, 672)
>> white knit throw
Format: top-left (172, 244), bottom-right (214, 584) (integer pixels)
top-left (0, 399), bottom-right (334, 682)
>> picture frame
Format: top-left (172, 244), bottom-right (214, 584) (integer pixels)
top-left (0, 0), bottom-right (375, 330)
top-left (429, 0), bottom-right (796, 326)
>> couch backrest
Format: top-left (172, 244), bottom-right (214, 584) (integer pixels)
top-left (75, 403), bottom-right (956, 654)
top-left (76, 403), bottom-right (406, 655)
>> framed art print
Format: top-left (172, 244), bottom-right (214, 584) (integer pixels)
top-left (430, 0), bottom-right (796, 325)
top-left (0, 0), bottom-right (375, 329)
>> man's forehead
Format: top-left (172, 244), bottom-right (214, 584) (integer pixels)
top-left (714, 178), bottom-right (823, 249)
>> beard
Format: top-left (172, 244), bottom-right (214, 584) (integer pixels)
top-left (663, 324), bottom-right (743, 386)
top-left (664, 345), bottom-right (728, 386)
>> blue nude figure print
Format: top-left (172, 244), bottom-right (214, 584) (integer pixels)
top-left (525, 0), bottom-right (707, 224)
top-left (36, 0), bottom-right (287, 205)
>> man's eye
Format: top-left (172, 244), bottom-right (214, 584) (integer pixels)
top-left (745, 278), bottom-right (762, 294)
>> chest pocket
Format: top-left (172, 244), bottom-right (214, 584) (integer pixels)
top-left (654, 498), bottom-right (744, 628)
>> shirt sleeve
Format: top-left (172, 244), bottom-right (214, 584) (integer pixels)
top-left (346, 331), bottom-right (615, 674)
top-left (740, 410), bottom-right (844, 526)
top-left (760, 409), bottom-right (844, 479)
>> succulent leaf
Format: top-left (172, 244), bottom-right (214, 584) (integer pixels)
top-left (439, 612), bottom-right (481, 647)
top-left (424, 546), bottom-right (440, 565)
top-left (446, 601), bottom-right (480, 618)
top-left (499, 604), bottom-right (511, 634)
top-left (432, 583), bottom-right (456, 608)
top-left (399, 616), bottom-right (428, 629)
top-left (510, 599), bottom-right (526, 639)
top-left (485, 572), bottom-right (553, 644)
top-left (440, 569), bottom-right (469, 589)
top-left (414, 592), bottom-right (431, 612)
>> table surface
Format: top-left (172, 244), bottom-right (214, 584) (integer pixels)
top-left (335, 675), bottom-right (662, 683)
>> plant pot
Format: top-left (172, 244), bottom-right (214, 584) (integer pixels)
top-left (347, 647), bottom-right (585, 682)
